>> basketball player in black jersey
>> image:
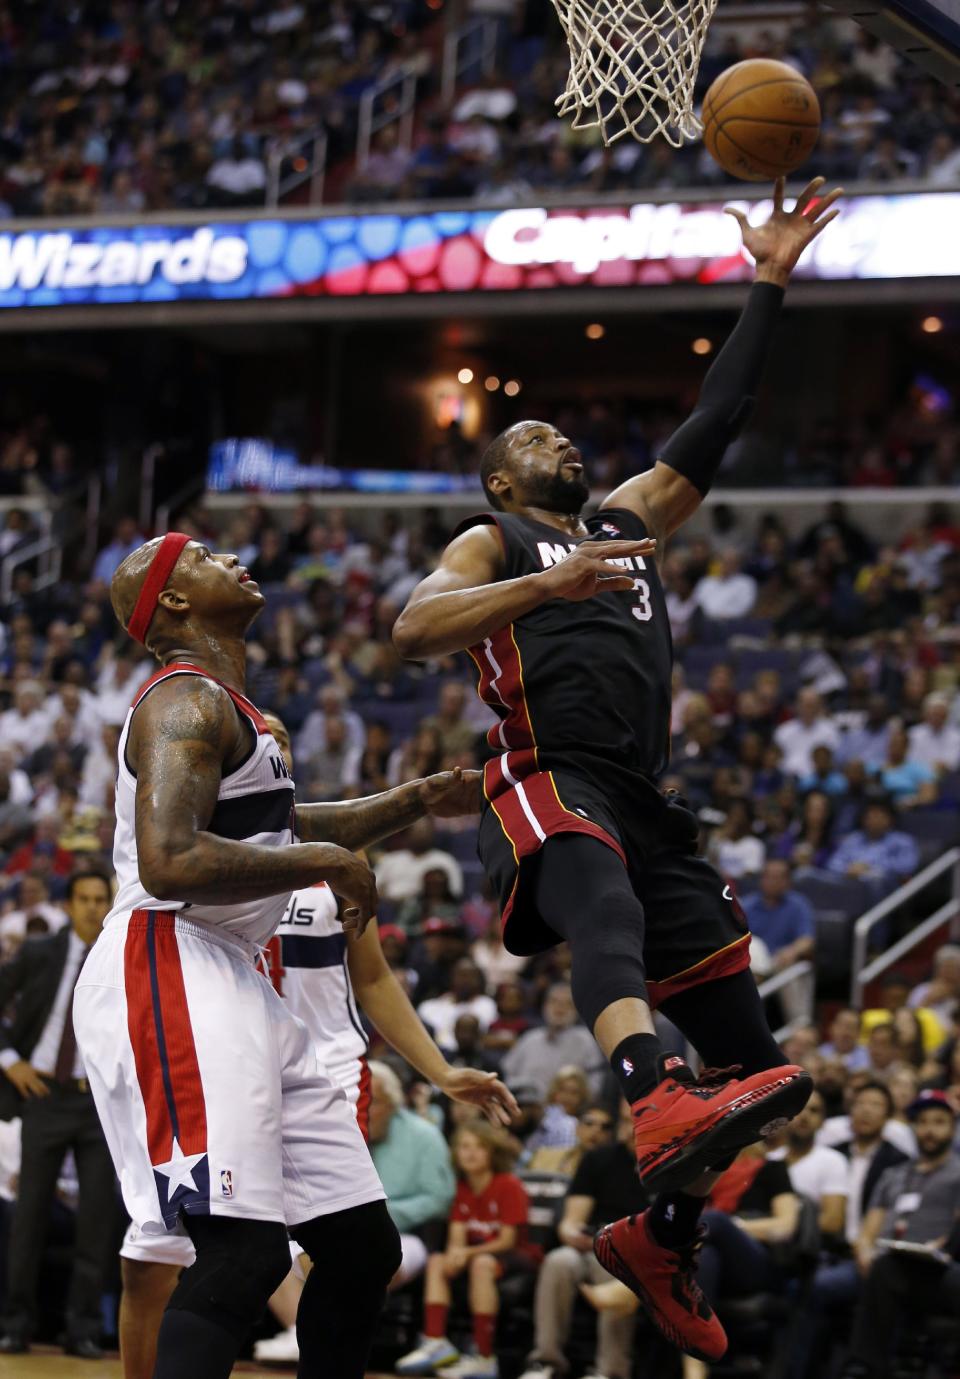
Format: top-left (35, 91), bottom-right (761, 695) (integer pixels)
top-left (395, 176), bottom-right (843, 1362)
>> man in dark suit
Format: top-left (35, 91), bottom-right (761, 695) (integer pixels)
top-left (0, 868), bottom-right (115, 1358)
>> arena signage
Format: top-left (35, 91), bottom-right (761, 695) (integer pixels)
top-left (0, 192), bottom-right (957, 308)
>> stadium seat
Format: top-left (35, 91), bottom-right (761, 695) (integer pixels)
top-left (793, 869), bottom-right (873, 921)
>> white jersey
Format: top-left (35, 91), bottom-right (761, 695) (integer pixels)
top-left (107, 662), bottom-right (296, 948)
top-left (263, 883), bottom-right (368, 1091)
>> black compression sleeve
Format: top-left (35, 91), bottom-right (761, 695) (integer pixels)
top-left (659, 280), bottom-right (785, 496)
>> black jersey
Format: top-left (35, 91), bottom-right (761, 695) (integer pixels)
top-left (455, 506), bottom-right (673, 800)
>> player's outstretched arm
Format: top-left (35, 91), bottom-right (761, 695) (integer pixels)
top-left (132, 676), bottom-right (375, 922)
top-left (394, 522), bottom-right (655, 659)
top-left (295, 766), bottom-right (482, 852)
top-left (603, 175), bottom-right (843, 541)
top-left (346, 922), bottom-right (519, 1126)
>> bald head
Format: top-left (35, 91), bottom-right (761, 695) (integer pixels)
top-left (110, 537), bottom-right (169, 632)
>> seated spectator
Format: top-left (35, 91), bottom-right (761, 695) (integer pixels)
top-left (865, 1021), bottom-right (901, 1076)
top-left (296, 685), bottom-right (366, 761)
top-left (775, 688), bottom-right (842, 778)
top-left (820, 1074), bottom-right (916, 1159)
top-left (838, 694), bottom-right (892, 769)
top-left (770, 1088), bottom-right (849, 1238)
top-left (870, 721), bottom-right (937, 805)
top-left (78, 723), bottom-right (121, 810)
top-left (410, 918), bottom-right (469, 1005)
top-left (908, 692), bottom-right (960, 775)
top-left (840, 1091), bottom-right (960, 1379)
top-left (375, 819), bottom-right (464, 904)
top-left (501, 983), bottom-right (606, 1100)
top-left (91, 516), bottom-right (143, 585)
top-left (0, 874), bottom-right (69, 957)
top-left (798, 745), bottom-right (848, 797)
top-left (449, 1015), bottom-right (500, 1076)
top-left (421, 682), bottom-right (479, 759)
top-left (485, 981), bottom-right (535, 1055)
top-left (397, 1122), bottom-right (533, 1379)
top-left (472, 915), bottom-right (527, 989)
top-left (521, 1101), bottom-right (644, 1379)
top-left (863, 971), bottom-right (947, 1057)
top-left (0, 682), bottom-right (49, 766)
top-left (304, 711), bottom-right (365, 798)
top-left (771, 787), bottom-right (837, 869)
top-left (418, 959), bottom-right (498, 1053)
top-left (828, 799), bottom-right (920, 888)
top-left (741, 859), bottom-right (815, 1009)
top-left (367, 1061), bottom-right (456, 1289)
top-left (693, 548), bottom-right (758, 620)
top-left (0, 774), bottom-right (35, 862)
top-left (799, 1079), bottom-right (911, 1379)
top-left (820, 1007), bottom-right (871, 1071)
top-left (526, 1100), bottom-right (614, 1177)
top-left (397, 866), bottom-right (463, 937)
top-left (909, 944), bottom-right (960, 1028)
top-left (524, 1066), bottom-right (590, 1161)
top-left (93, 647), bottom-right (150, 725)
top-left (205, 135), bottom-right (266, 207)
top-left (709, 797), bottom-right (765, 879)
top-left (924, 1038), bottom-right (960, 1112)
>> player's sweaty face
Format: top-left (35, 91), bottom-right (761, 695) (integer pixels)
top-left (508, 422), bottom-right (589, 514)
top-left (183, 544), bottom-right (265, 617)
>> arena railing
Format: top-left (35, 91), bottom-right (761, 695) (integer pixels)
top-left (266, 126), bottom-right (327, 208)
top-left (850, 848), bottom-right (960, 1007)
top-left (757, 960), bottom-right (815, 1040)
top-left (356, 64), bottom-right (421, 170)
top-left (441, 16), bottom-right (501, 106)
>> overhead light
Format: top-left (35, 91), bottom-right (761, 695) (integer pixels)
top-left (504, 380), bottom-right (521, 397)
top-left (922, 316), bottom-right (944, 334)
top-left (585, 323), bottom-right (605, 340)
top-left (457, 368), bottom-right (474, 384)
top-left (692, 337), bottom-right (713, 355)
top-left (484, 376), bottom-right (500, 391)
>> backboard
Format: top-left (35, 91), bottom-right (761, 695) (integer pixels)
top-left (827, 0), bottom-right (960, 87)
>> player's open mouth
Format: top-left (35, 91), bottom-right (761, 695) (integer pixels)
top-left (237, 569), bottom-right (253, 583)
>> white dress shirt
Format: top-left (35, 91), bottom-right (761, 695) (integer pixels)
top-left (20, 930), bottom-right (88, 1079)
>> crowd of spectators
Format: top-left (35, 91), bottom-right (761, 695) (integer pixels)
top-left (1, 491), bottom-right (960, 1371)
top-left (2, 1), bottom-right (960, 222)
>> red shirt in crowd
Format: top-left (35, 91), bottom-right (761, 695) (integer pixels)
top-left (451, 1173), bottom-right (529, 1251)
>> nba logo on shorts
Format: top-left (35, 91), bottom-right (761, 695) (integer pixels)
top-left (600, 522), bottom-right (620, 536)
top-left (220, 1169), bottom-right (234, 1199)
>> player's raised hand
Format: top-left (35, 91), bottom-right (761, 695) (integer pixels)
top-left (420, 766), bottom-right (483, 818)
top-left (439, 1067), bottom-right (521, 1126)
top-left (725, 175), bottom-right (843, 285)
top-left (537, 537), bottom-right (656, 603)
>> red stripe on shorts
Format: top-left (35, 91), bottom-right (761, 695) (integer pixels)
top-left (355, 1056), bottom-right (372, 1143)
top-left (151, 914), bottom-right (208, 1155)
top-left (124, 909), bottom-right (176, 1163)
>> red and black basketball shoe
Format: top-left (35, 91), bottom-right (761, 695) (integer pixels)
top-left (630, 1056), bottom-right (812, 1194)
top-left (594, 1211), bottom-right (726, 1361)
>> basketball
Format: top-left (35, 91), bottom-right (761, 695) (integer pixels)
top-left (701, 59), bottom-right (821, 181)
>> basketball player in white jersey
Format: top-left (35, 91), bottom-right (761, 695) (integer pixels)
top-left (73, 533), bottom-right (485, 1379)
top-left (118, 710), bottom-right (517, 1379)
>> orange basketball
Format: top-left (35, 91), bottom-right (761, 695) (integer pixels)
top-left (701, 59), bottom-right (821, 182)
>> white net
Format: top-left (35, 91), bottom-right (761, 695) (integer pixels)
top-left (549, 0), bottom-right (719, 147)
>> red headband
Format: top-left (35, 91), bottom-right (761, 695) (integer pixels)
top-left (127, 532), bottom-right (191, 645)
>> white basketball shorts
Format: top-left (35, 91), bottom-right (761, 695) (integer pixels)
top-left (76, 910), bottom-right (383, 1244)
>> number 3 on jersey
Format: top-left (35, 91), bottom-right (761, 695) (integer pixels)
top-left (631, 577), bottom-right (653, 622)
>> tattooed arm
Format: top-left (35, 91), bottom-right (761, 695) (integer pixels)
top-left (131, 676), bottom-right (376, 922)
top-left (295, 768), bottom-right (483, 851)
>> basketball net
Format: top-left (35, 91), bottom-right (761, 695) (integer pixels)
top-left (549, 0), bottom-right (718, 146)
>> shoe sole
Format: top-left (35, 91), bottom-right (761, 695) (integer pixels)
top-left (397, 1356), bottom-right (461, 1377)
top-left (593, 1224), bottom-right (727, 1363)
top-left (637, 1070), bottom-right (813, 1194)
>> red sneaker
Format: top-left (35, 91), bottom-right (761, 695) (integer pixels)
top-left (631, 1057), bottom-right (812, 1193)
top-left (593, 1211), bottom-right (727, 1361)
